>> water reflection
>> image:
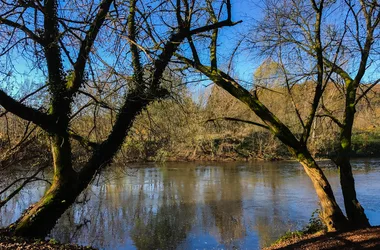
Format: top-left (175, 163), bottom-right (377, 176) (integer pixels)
top-left (1, 160), bottom-right (380, 249)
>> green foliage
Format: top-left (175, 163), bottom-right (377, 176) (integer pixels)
top-left (272, 208), bottom-right (326, 246)
top-left (273, 231), bottom-right (304, 245)
top-left (48, 238), bottom-right (59, 244)
top-left (303, 209), bottom-right (327, 234)
top-left (34, 239), bottom-right (44, 244)
top-left (352, 132), bottom-right (380, 156)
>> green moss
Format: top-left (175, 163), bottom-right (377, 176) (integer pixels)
top-left (341, 138), bottom-right (350, 149)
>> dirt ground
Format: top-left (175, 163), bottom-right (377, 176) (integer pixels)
top-left (0, 236), bottom-right (95, 250)
top-left (265, 227), bottom-right (380, 250)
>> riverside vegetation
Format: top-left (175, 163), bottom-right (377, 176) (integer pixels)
top-left (112, 83), bottom-right (380, 162)
top-left (2, 83), bottom-right (379, 165)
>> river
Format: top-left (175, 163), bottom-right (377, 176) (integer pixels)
top-left (1, 159), bottom-right (380, 249)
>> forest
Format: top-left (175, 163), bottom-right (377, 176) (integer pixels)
top-left (1, 0), bottom-right (380, 249)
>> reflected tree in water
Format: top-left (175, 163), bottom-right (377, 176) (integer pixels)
top-left (130, 166), bottom-right (197, 250)
top-left (205, 167), bottom-right (246, 248)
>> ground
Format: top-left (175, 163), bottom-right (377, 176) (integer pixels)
top-left (0, 236), bottom-right (95, 250)
top-left (266, 227), bottom-right (380, 250)
top-left (2, 227), bottom-right (380, 249)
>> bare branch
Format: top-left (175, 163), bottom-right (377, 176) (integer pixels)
top-left (176, 54), bottom-right (300, 149)
top-left (68, 130), bottom-right (99, 149)
top-left (316, 113), bottom-right (343, 128)
top-left (128, 0), bottom-right (144, 85)
top-left (0, 89), bottom-right (53, 132)
top-left (0, 84), bottom-right (48, 118)
top-left (0, 165), bottom-right (48, 209)
top-left (0, 17), bottom-right (45, 45)
top-left (68, 0), bottom-right (114, 95)
top-left (206, 117), bottom-right (269, 130)
top-left (356, 79), bottom-right (380, 105)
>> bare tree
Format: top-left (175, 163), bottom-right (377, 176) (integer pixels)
top-left (0, 0), bottom-right (240, 238)
top-left (178, 0), bottom-right (380, 230)
top-left (177, 0), bottom-right (353, 231)
top-left (254, 0), bottom-right (380, 227)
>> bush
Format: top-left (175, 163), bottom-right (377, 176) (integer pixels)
top-left (303, 209), bottom-right (327, 234)
top-left (272, 208), bottom-right (326, 246)
top-left (273, 231), bottom-right (304, 245)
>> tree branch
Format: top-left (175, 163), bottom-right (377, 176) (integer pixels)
top-left (0, 17), bottom-right (45, 45)
top-left (0, 89), bottom-right (53, 132)
top-left (0, 84), bottom-right (47, 118)
top-left (206, 117), bottom-right (269, 130)
top-left (176, 54), bottom-right (300, 149)
top-left (316, 113), bottom-right (343, 128)
top-left (68, 130), bottom-right (99, 149)
top-left (68, 0), bottom-right (114, 95)
top-left (0, 165), bottom-right (48, 209)
top-left (128, 0), bottom-right (144, 85)
top-left (356, 79), bottom-right (380, 105)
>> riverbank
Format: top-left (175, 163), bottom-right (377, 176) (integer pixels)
top-left (0, 236), bottom-right (95, 249)
top-left (114, 130), bottom-right (380, 162)
top-left (2, 228), bottom-right (380, 250)
top-left (3, 129), bottom-right (380, 167)
top-left (266, 227), bottom-right (380, 250)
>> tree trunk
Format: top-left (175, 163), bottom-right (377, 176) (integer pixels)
top-left (9, 177), bottom-right (80, 238)
top-left (8, 134), bottom-right (79, 238)
top-left (296, 149), bottom-right (348, 231)
top-left (8, 95), bottom-right (150, 238)
top-left (337, 96), bottom-right (370, 229)
top-left (337, 157), bottom-right (370, 228)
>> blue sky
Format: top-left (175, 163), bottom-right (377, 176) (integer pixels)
top-left (1, 0), bottom-right (266, 101)
top-left (4, 0), bottom-right (380, 102)
top-left (221, 0), bottom-right (264, 82)
top-left (188, 0), bottom-right (265, 101)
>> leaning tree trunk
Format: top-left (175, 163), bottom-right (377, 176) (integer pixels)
top-left (9, 175), bottom-right (82, 238)
top-left (168, 56), bottom-right (351, 231)
top-left (8, 96), bottom-right (149, 238)
top-left (8, 133), bottom-right (79, 238)
top-left (294, 148), bottom-right (348, 231)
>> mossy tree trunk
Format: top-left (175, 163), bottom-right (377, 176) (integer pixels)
top-left (310, 0), bottom-right (379, 229)
top-left (334, 83), bottom-right (370, 228)
top-left (10, 94), bottom-right (149, 238)
top-left (337, 156), bottom-right (369, 228)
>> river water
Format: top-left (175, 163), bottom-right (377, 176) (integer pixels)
top-left (1, 159), bottom-right (380, 249)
